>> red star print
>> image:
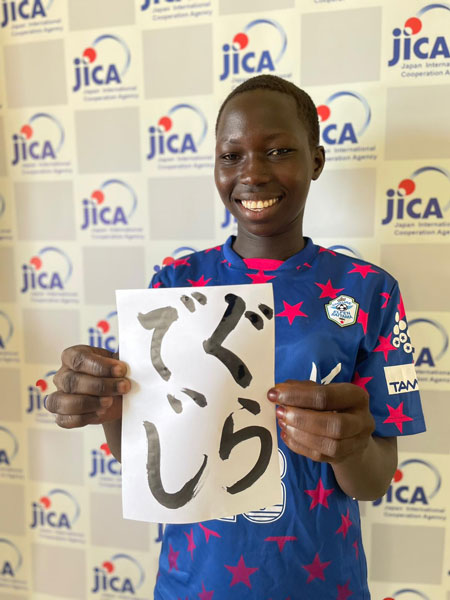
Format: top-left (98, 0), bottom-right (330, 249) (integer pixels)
top-left (315, 279), bottom-right (344, 299)
top-left (304, 262), bottom-right (312, 268)
top-left (224, 555), bottom-right (258, 588)
top-left (168, 544), bottom-right (179, 572)
top-left (198, 523), bottom-right (221, 543)
top-left (205, 246), bottom-right (221, 253)
top-left (153, 281), bottom-right (162, 288)
top-left (184, 528), bottom-right (195, 560)
top-left (198, 581), bottom-right (214, 600)
top-left (264, 536), bottom-right (297, 552)
top-left (398, 294), bottom-right (406, 320)
top-left (246, 270), bottom-right (276, 284)
top-left (357, 308), bottom-right (368, 334)
top-left (373, 333), bottom-right (397, 361)
top-left (305, 478), bottom-right (334, 510)
top-left (302, 552), bottom-right (331, 583)
top-left (319, 246), bottom-right (337, 256)
top-left (187, 275), bottom-right (212, 287)
top-left (380, 292), bottom-right (390, 309)
top-left (276, 301), bottom-right (308, 325)
top-left (348, 263), bottom-right (379, 279)
top-left (353, 540), bottom-right (359, 559)
top-left (352, 372), bottom-right (373, 392)
top-left (336, 509), bottom-right (353, 539)
top-left (383, 401), bottom-right (414, 433)
top-left (172, 258), bottom-right (191, 268)
top-left (337, 581), bottom-right (353, 600)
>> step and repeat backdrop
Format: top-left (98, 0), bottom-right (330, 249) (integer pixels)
top-left (0, 0), bottom-right (449, 598)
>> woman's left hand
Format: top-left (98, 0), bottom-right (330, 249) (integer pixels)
top-left (268, 379), bottom-right (376, 464)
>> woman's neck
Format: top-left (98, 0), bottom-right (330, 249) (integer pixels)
top-left (232, 228), bottom-right (305, 261)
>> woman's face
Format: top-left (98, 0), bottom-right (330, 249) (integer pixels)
top-left (214, 89), bottom-right (325, 241)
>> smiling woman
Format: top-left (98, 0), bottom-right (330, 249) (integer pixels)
top-left (48, 75), bottom-right (426, 599)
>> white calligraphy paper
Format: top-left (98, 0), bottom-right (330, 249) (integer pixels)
top-left (116, 284), bottom-right (281, 524)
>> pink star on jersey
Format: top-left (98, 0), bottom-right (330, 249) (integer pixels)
top-left (246, 270), bottom-right (276, 284)
top-left (184, 528), bottom-right (196, 560)
top-left (168, 544), bottom-right (179, 572)
top-left (225, 555), bottom-right (258, 588)
top-left (276, 301), bottom-right (308, 325)
top-left (357, 308), bottom-right (368, 334)
top-left (336, 509), bottom-right (353, 539)
top-left (302, 552), bottom-right (331, 583)
top-left (304, 262), bottom-right (312, 268)
top-left (373, 333), bottom-right (397, 361)
top-left (398, 294), bottom-right (406, 320)
top-left (315, 279), bottom-right (344, 299)
top-left (352, 372), bottom-right (373, 392)
top-left (153, 281), bottom-right (162, 288)
top-left (198, 522), bottom-right (221, 543)
top-left (305, 478), bottom-right (334, 510)
top-left (380, 292), bottom-right (390, 309)
top-left (173, 258), bottom-right (191, 268)
top-left (348, 263), bottom-right (379, 279)
top-left (187, 275), bottom-right (212, 287)
top-left (352, 540), bottom-right (359, 559)
top-left (319, 246), bottom-right (337, 256)
top-left (198, 581), bottom-right (214, 600)
top-left (337, 581), bottom-right (353, 600)
top-left (205, 246), bottom-right (221, 253)
top-left (264, 536), bottom-right (298, 552)
top-left (383, 401), bottom-right (414, 433)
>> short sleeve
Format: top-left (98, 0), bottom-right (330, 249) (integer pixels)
top-left (355, 281), bottom-right (426, 437)
top-left (148, 267), bottom-right (172, 289)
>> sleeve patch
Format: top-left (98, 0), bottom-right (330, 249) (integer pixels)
top-left (384, 364), bottom-right (419, 395)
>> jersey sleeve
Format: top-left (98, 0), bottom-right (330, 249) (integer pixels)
top-left (148, 267), bottom-right (173, 289)
top-left (355, 281), bottom-right (426, 437)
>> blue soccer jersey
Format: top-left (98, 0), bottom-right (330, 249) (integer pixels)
top-left (149, 236), bottom-right (425, 600)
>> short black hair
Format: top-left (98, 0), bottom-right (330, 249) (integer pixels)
top-left (215, 74), bottom-right (320, 147)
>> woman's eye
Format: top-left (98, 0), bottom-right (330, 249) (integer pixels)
top-left (221, 153), bottom-right (239, 161)
top-left (269, 148), bottom-right (292, 156)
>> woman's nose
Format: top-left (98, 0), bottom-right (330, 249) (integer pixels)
top-left (239, 155), bottom-right (271, 185)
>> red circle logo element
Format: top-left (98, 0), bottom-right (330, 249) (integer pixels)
top-left (91, 190), bottom-right (105, 205)
top-left (20, 125), bottom-right (33, 139)
top-left (30, 256), bottom-right (42, 270)
top-left (35, 379), bottom-right (48, 392)
top-left (158, 116), bottom-right (172, 132)
top-left (398, 178), bottom-right (415, 196)
top-left (232, 32), bottom-right (249, 50)
top-left (96, 320), bottom-right (110, 334)
top-left (404, 16), bottom-right (422, 35)
top-left (83, 47), bottom-right (97, 63)
top-left (316, 105), bottom-right (331, 122)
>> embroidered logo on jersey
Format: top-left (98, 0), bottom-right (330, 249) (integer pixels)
top-left (325, 295), bottom-right (359, 327)
top-left (384, 364), bottom-right (419, 395)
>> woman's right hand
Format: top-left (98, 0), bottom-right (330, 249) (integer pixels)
top-left (46, 345), bottom-right (129, 428)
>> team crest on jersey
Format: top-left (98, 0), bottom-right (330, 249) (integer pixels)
top-left (325, 295), bottom-right (359, 327)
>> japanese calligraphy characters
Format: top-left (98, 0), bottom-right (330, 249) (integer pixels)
top-left (116, 284), bottom-right (281, 523)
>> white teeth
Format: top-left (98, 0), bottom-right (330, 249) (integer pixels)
top-left (241, 197), bottom-right (279, 211)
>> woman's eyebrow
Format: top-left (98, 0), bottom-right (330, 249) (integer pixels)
top-left (219, 132), bottom-right (290, 144)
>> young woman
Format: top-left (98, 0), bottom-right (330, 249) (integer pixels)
top-left (48, 75), bottom-right (425, 599)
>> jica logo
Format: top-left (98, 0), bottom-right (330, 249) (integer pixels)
top-left (373, 459), bottom-right (441, 507)
top-left (153, 245), bottom-right (197, 274)
top-left (81, 179), bottom-right (137, 230)
top-left (30, 489), bottom-right (80, 530)
top-left (0, 427), bottom-right (18, 466)
top-left (88, 312), bottom-right (118, 353)
top-left (383, 590), bottom-right (431, 600)
top-left (147, 104), bottom-right (207, 160)
top-left (92, 554), bottom-right (145, 594)
top-left (409, 318), bottom-right (449, 368)
top-left (317, 91), bottom-right (371, 146)
top-left (220, 19), bottom-right (287, 81)
top-left (73, 34), bottom-right (131, 92)
top-left (141, 0), bottom-right (182, 10)
top-left (0, 538), bottom-right (22, 578)
top-left (11, 112), bottom-right (64, 166)
top-left (89, 443), bottom-right (121, 478)
top-left (0, 0), bottom-right (52, 28)
top-left (381, 166), bottom-right (450, 225)
top-left (0, 310), bottom-right (13, 349)
top-left (388, 3), bottom-right (450, 67)
top-left (27, 371), bottom-right (56, 414)
top-left (21, 246), bottom-right (72, 294)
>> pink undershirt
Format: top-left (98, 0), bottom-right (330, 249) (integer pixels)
top-left (243, 258), bottom-right (284, 271)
